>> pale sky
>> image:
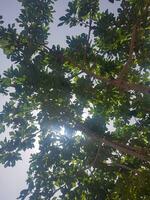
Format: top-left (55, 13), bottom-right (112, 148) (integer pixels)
top-left (0, 0), bottom-right (119, 199)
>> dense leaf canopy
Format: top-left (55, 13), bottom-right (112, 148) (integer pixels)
top-left (0, 0), bottom-right (150, 199)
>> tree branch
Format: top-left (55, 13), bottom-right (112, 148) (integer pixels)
top-left (75, 123), bottom-right (150, 162)
top-left (91, 143), bottom-right (101, 168)
top-left (118, 24), bottom-right (138, 80)
top-left (106, 162), bottom-right (133, 171)
top-left (43, 45), bottom-right (150, 94)
top-left (75, 63), bottom-right (150, 94)
top-left (87, 12), bottom-right (92, 43)
top-left (50, 185), bottom-right (65, 199)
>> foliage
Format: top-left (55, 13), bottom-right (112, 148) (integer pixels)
top-left (0, 0), bottom-right (150, 199)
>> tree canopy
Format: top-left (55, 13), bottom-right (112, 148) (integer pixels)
top-left (0, 0), bottom-right (150, 199)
